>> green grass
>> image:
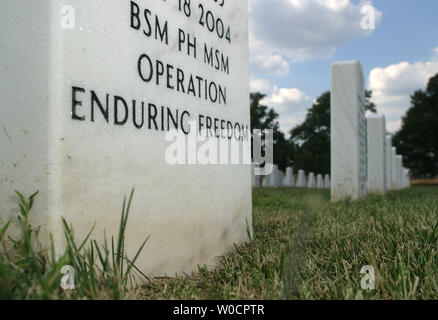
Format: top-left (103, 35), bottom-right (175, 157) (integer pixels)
top-left (0, 190), bottom-right (148, 300)
top-left (2, 187), bottom-right (438, 300)
top-left (141, 187), bottom-right (438, 300)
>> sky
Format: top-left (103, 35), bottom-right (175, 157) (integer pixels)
top-left (248, 0), bottom-right (438, 135)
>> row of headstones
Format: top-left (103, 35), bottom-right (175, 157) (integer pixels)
top-left (252, 60), bottom-right (412, 199)
top-left (367, 114), bottom-right (411, 193)
top-left (252, 165), bottom-right (330, 189)
top-left (331, 60), bottom-right (411, 201)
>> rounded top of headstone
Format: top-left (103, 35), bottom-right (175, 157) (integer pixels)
top-left (331, 60), bottom-right (361, 67)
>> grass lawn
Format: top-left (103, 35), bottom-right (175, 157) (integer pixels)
top-left (2, 187), bottom-right (437, 299)
top-left (141, 187), bottom-right (438, 300)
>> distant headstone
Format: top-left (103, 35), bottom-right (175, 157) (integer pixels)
top-left (284, 167), bottom-right (294, 187)
top-left (277, 170), bottom-right (284, 187)
top-left (324, 175), bottom-right (331, 189)
top-left (262, 175), bottom-right (269, 187)
top-left (385, 135), bottom-right (393, 191)
top-left (0, 0), bottom-right (251, 277)
top-left (252, 164), bottom-right (260, 187)
top-left (395, 156), bottom-right (403, 190)
top-left (367, 115), bottom-right (386, 193)
top-left (307, 173), bottom-right (316, 188)
top-left (296, 170), bottom-right (306, 187)
top-left (404, 169), bottom-right (411, 188)
top-left (391, 147), bottom-right (398, 190)
top-left (316, 174), bottom-right (324, 189)
top-left (264, 170), bottom-right (272, 187)
top-left (402, 167), bottom-right (409, 189)
top-left (268, 165), bottom-right (280, 188)
top-left (331, 61), bottom-right (367, 201)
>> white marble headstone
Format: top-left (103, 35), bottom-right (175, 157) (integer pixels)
top-left (0, 0), bottom-right (251, 277)
top-left (267, 165), bottom-right (279, 188)
top-left (264, 169), bottom-right (272, 187)
top-left (324, 174), bottom-right (331, 189)
top-left (385, 135), bottom-right (393, 191)
top-left (262, 175), bottom-right (269, 187)
top-left (316, 174), bottom-right (324, 189)
top-left (404, 168), bottom-right (411, 188)
top-left (331, 61), bottom-right (367, 201)
top-left (252, 164), bottom-right (260, 187)
top-left (402, 167), bottom-right (409, 189)
top-left (277, 170), bottom-right (284, 187)
top-left (296, 170), bottom-right (306, 187)
top-left (307, 173), bottom-right (316, 188)
top-left (395, 155), bottom-right (403, 190)
top-left (391, 147), bottom-right (398, 190)
top-left (367, 115), bottom-right (386, 194)
top-left (284, 167), bottom-right (294, 187)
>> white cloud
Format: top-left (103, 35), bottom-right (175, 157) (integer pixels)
top-left (369, 60), bottom-right (438, 132)
top-left (250, 78), bottom-right (273, 94)
top-left (248, 0), bottom-right (383, 133)
top-left (433, 47), bottom-right (438, 59)
top-left (263, 87), bottom-right (309, 111)
top-left (249, 0), bottom-right (382, 63)
top-left (254, 82), bottom-right (311, 133)
top-left (250, 78), bottom-right (312, 133)
top-left (250, 54), bottom-right (290, 77)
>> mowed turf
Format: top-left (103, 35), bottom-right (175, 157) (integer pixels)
top-left (141, 187), bottom-right (438, 300)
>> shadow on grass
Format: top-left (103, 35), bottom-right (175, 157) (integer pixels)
top-left (283, 195), bottom-right (326, 299)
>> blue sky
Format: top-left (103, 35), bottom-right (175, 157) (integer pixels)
top-left (249, 0), bottom-right (438, 134)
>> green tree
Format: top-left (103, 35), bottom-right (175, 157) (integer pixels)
top-left (393, 74), bottom-right (438, 178)
top-left (250, 93), bottom-right (293, 171)
top-left (290, 92), bottom-right (331, 174)
top-left (290, 90), bottom-right (376, 174)
top-left (250, 92), bottom-right (279, 132)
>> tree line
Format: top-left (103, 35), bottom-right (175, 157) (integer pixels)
top-left (251, 73), bottom-right (438, 179)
